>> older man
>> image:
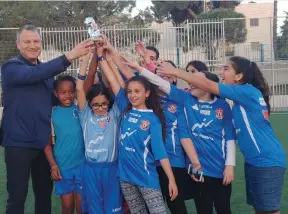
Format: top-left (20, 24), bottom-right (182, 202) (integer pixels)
top-left (1, 25), bottom-right (93, 214)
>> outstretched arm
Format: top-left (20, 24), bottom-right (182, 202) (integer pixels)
top-left (96, 45), bottom-right (121, 96)
top-left (2, 40), bottom-right (93, 85)
top-left (156, 61), bottom-right (219, 96)
top-left (84, 51), bottom-right (98, 95)
top-left (102, 36), bottom-right (135, 80)
top-left (76, 50), bottom-right (92, 110)
top-left (121, 55), bottom-right (171, 94)
top-left (106, 53), bottom-right (125, 88)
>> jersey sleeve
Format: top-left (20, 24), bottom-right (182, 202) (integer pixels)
top-left (78, 102), bottom-right (93, 127)
top-left (177, 105), bottom-right (190, 139)
top-left (150, 116), bottom-right (168, 161)
top-left (110, 102), bottom-right (121, 123)
top-left (223, 102), bottom-right (236, 142)
top-left (167, 84), bottom-right (189, 104)
top-left (114, 87), bottom-right (129, 113)
top-left (218, 84), bottom-right (253, 106)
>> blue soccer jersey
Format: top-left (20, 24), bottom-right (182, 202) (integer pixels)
top-left (52, 104), bottom-right (85, 171)
top-left (168, 85), bottom-right (236, 178)
top-left (160, 96), bottom-right (190, 168)
top-left (219, 83), bottom-right (286, 168)
top-left (115, 88), bottom-right (168, 189)
top-left (78, 102), bottom-right (121, 163)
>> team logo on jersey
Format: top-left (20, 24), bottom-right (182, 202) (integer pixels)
top-left (99, 121), bottom-right (106, 128)
top-left (168, 104), bottom-right (177, 113)
top-left (140, 120), bottom-right (150, 131)
top-left (259, 98), bottom-right (267, 106)
top-left (215, 108), bottom-right (223, 119)
top-left (106, 116), bottom-right (110, 123)
top-left (262, 110), bottom-right (269, 120)
top-left (192, 104), bottom-right (199, 111)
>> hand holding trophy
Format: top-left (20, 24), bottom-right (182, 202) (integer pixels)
top-left (84, 17), bottom-right (104, 45)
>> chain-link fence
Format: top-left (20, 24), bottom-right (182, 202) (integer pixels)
top-left (0, 17), bottom-right (288, 111)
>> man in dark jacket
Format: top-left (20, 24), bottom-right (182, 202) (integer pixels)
top-left (1, 25), bottom-right (93, 214)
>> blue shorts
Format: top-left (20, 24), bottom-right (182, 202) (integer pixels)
top-left (55, 164), bottom-right (84, 196)
top-left (245, 163), bottom-right (286, 212)
top-left (82, 161), bottom-right (123, 214)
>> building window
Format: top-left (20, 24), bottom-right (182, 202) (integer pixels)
top-left (250, 18), bottom-right (259, 27)
top-left (251, 42), bottom-right (260, 51)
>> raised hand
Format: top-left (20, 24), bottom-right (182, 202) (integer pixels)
top-left (65, 39), bottom-right (94, 62)
top-left (135, 40), bottom-right (145, 57)
top-left (101, 35), bottom-right (116, 53)
top-left (155, 60), bottom-right (177, 76)
top-left (121, 55), bottom-right (142, 71)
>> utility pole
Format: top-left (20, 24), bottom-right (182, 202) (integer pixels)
top-left (273, 0), bottom-right (278, 58)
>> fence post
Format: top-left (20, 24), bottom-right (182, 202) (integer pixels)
top-left (260, 43), bottom-right (264, 62)
top-left (113, 25), bottom-right (117, 50)
top-left (270, 17), bottom-right (275, 110)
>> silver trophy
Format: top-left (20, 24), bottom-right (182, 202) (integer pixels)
top-left (84, 17), bottom-right (102, 42)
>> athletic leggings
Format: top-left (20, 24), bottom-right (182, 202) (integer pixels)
top-left (120, 181), bottom-right (167, 214)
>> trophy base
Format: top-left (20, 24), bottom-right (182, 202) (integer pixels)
top-left (90, 36), bottom-right (104, 45)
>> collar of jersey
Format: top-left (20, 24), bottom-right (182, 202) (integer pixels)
top-left (198, 97), bottom-right (217, 104)
top-left (93, 112), bottom-right (109, 118)
top-left (132, 107), bottom-right (153, 112)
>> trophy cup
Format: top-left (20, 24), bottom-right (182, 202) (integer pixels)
top-left (84, 17), bottom-right (103, 44)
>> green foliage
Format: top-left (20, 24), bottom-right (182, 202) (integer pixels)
top-left (197, 8), bottom-right (247, 44)
top-left (150, 1), bottom-right (203, 24)
top-left (181, 9), bottom-right (247, 62)
top-left (0, 1), bottom-right (160, 64)
top-left (275, 12), bottom-right (288, 60)
top-left (150, 1), bottom-right (242, 24)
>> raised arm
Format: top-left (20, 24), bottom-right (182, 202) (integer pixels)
top-left (96, 45), bottom-right (121, 96)
top-left (2, 40), bottom-right (93, 85)
top-left (101, 36), bottom-right (135, 80)
top-left (84, 51), bottom-right (98, 95)
top-left (156, 61), bottom-right (219, 96)
top-left (106, 53), bottom-right (125, 88)
top-left (121, 55), bottom-right (171, 94)
top-left (76, 50), bottom-right (92, 111)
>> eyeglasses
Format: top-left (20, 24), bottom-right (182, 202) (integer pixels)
top-left (91, 103), bottom-right (109, 110)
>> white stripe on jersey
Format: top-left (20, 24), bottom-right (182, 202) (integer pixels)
top-left (143, 135), bottom-right (151, 175)
top-left (83, 122), bottom-right (87, 141)
top-left (111, 122), bottom-right (117, 162)
top-left (171, 120), bottom-right (177, 154)
top-left (221, 129), bottom-right (225, 159)
top-left (240, 106), bottom-right (260, 153)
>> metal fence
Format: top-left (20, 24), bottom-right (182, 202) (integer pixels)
top-left (0, 17), bottom-right (288, 111)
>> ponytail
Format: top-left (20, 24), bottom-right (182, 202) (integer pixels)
top-left (250, 62), bottom-right (271, 114)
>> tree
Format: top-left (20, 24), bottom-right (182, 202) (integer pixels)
top-left (183, 8), bottom-right (247, 62)
top-left (150, 0), bottom-right (242, 25)
top-left (0, 1), bottom-right (160, 64)
top-left (275, 12), bottom-right (288, 60)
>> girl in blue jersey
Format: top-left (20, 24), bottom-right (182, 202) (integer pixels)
top-left (96, 42), bottom-right (178, 214)
top-left (76, 49), bottom-right (123, 214)
top-left (117, 51), bottom-right (201, 213)
top-left (118, 57), bottom-right (201, 214)
top-left (122, 58), bottom-right (237, 214)
top-left (44, 75), bottom-right (85, 214)
top-left (156, 56), bottom-right (286, 214)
